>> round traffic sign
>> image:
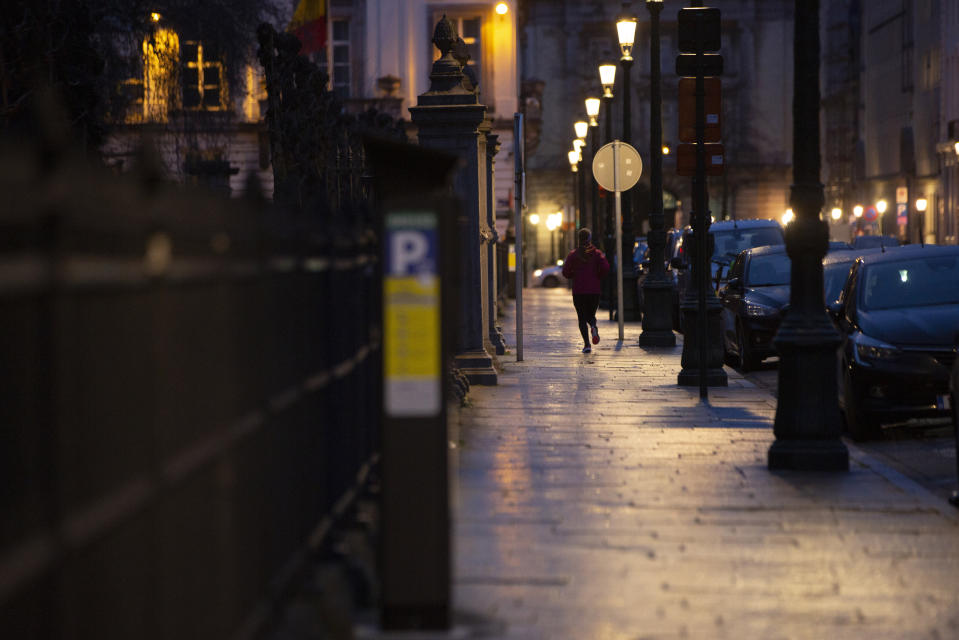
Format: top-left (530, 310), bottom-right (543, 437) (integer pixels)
top-left (592, 141), bottom-right (643, 192)
top-left (863, 206), bottom-right (877, 222)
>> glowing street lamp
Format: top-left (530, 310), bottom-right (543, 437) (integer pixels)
top-left (782, 208), bottom-right (795, 225)
top-left (574, 120), bottom-right (589, 140)
top-left (853, 204), bottom-right (863, 218)
top-left (616, 13), bottom-right (637, 61)
top-left (830, 207), bottom-right (842, 221)
top-left (495, 2), bottom-right (509, 15)
top-left (529, 213), bottom-right (540, 225)
top-left (585, 97), bottom-right (601, 127)
top-left (916, 198), bottom-right (928, 212)
top-left (876, 199), bottom-right (888, 215)
top-left (599, 62), bottom-right (617, 98)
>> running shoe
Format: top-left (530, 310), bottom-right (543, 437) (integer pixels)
top-left (582, 346), bottom-right (591, 354)
top-left (591, 322), bottom-right (600, 345)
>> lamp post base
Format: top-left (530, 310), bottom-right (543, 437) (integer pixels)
top-left (768, 438), bottom-right (849, 471)
top-left (676, 297), bottom-right (727, 387)
top-left (639, 277), bottom-right (677, 347)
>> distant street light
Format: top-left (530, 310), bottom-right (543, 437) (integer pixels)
top-left (876, 199), bottom-right (888, 235)
top-left (853, 204), bottom-right (863, 218)
top-left (830, 207), bottom-right (842, 220)
top-left (529, 213), bottom-right (540, 225)
top-left (782, 208), bottom-right (794, 225)
top-left (599, 62), bottom-right (617, 98)
top-left (662, 145), bottom-right (670, 155)
top-left (495, 2), bottom-right (509, 15)
top-left (585, 97), bottom-right (601, 127)
top-left (574, 120), bottom-right (589, 140)
top-left (916, 197), bottom-right (928, 212)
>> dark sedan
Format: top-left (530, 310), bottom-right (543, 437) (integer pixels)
top-left (718, 245), bottom-right (791, 371)
top-left (829, 245), bottom-right (959, 440)
top-left (718, 245), bottom-right (873, 371)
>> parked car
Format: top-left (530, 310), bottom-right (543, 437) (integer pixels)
top-left (672, 219), bottom-right (785, 332)
top-left (718, 245), bottom-right (880, 371)
top-left (828, 245), bottom-right (959, 440)
top-left (851, 234), bottom-right (900, 250)
top-left (718, 245), bottom-right (791, 370)
top-left (531, 262), bottom-right (566, 288)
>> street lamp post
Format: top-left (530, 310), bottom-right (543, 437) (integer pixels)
top-left (586, 97), bottom-right (601, 232)
top-left (916, 197), bottom-right (928, 243)
top-left (638, 0), bottom-right (675, 346)
top-left (615, 8), bottom-right (641, 322)
top-left (568, 150), bottom-right (580, 230)
top-left (574, 121), bottom-right (589, 232)
top-left (768, 0), bottom-right (848, 471)
top-left (876, 198), bottom-right (888, 236)
top-left (599, 61), bottom-right (617, 317)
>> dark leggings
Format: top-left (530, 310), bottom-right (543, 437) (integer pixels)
top-left (573, 294), bottom-right (600, 345)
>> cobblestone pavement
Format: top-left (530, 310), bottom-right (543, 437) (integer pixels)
top-left (745, 365), bottom-right (959, 504)
top-left (451, 288), bottom-right (959, 639)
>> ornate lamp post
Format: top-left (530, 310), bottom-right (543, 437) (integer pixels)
top-left (768, 0), bottom-right (848, 471)
top-left (575, 120), bottom-right (589, 231)
top-left (599, 62), bottom-right (617, 315)
top-left (568, 149), bottom-right (580, 230)
top-left (638, 0), bottom-right (675, 346)
top-left (615, 8), bottom-right (641, 321)
top-left (585, 97), bottom-right (601, 232)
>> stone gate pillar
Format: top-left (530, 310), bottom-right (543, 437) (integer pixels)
top-left (409, 16), bottom-right (497, 385)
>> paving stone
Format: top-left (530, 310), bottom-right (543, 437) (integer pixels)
top-left (451, 288), bottom-right (959, 638)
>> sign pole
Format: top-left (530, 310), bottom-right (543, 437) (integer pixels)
top-left (514, 113), bottom-right (524, 362)
top-left (613, 142), bottom-right (624, 340)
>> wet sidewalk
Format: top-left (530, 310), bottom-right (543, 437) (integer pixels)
top-left (451, 288), bottom-right (959, 639)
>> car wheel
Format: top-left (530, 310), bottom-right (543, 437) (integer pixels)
top-left (843, 367), bottom-right (881, 441)
top-left (736, 321), bottom-right (760, 372)
top-left (542, 275), bottom-right (560, 288)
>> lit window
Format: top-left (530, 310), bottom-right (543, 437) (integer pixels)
top-left (124, 27), bottom-right (180, 123)
top-left (318, 20), bottom-right (351, 99)
top-left (181, 40), bottom-right (227, 110)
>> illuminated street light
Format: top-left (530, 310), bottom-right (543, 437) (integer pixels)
top-left (662, 145), bottom-right (670, 155)
top-left (529, 213), bottom-right (540, 225)
top-left (151, 12), bottom-right (162, 22)
top-left (599, 62), bottom-right (617, 98)
top-left (574, 120), bottom-right (589, 140)
top-left (585, 97), bottom-right (601, 127)
top-left (568, 150), bottom-right (579, 171)
top-left (916, 198), bottom-right (928, 212)
top-left (616, 13), bottom-right (637, 60)
top-left (782, 208), bottom-right (795, 225)
top-left (830, 207), bottom-right (842, 220)
top-left (853, 204), bottom-right (863, 218)
top-left (495, 2), bottom-right (509, 15)
top-left (876, 199), bottom-right (888, 214)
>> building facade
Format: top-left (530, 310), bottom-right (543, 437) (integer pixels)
top-left (822, 0), bottom-right (959, 245)
top-left (518, 0), bottom-right (795, 269)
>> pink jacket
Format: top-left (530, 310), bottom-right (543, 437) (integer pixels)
top-left (562, 245), bottom-right (610, 294)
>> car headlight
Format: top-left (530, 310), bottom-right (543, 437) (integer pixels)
top-left (745, 301), bottom-right (778, 317)
top-left (853, 332), bottom-right (901, 364)
top-left (533, 269), bottom-right (543, 278)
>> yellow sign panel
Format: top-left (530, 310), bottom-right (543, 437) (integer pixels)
top-left (384, 277), bottom-right (440, 378)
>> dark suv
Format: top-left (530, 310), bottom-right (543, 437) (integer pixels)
top-left (671, 219), bottom-right (785, 331)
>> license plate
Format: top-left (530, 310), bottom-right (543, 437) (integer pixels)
top-left (936, 394), bottom-right (952, 410)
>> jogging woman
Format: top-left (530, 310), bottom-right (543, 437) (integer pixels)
top-left (561, 228), bottom-right (610, 353)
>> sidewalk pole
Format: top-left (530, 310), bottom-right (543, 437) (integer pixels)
top-left (514, 113), bottom-right (524, 362)
top-left (614, 141), bottom-right (624, 340)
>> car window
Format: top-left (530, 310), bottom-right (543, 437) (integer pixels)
top-left (745, 253), bottom-right (790, 286)
top-left (823, 261), bottom-right (854, 303)
top-left (860, 255), bottom-right (959, 310)
top-left (711, 227), bottom-right (784, 262)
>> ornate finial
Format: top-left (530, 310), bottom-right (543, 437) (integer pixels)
top-left (433, 15), bottom-right (457, 57)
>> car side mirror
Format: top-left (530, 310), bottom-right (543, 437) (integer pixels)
top-left (670, 256), bottom-right (685, 270)
top-left (726, 276), bottom-right (743, 291)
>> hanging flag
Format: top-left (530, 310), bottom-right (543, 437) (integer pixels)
top-left (288, 0), bottom-right (327, 55)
